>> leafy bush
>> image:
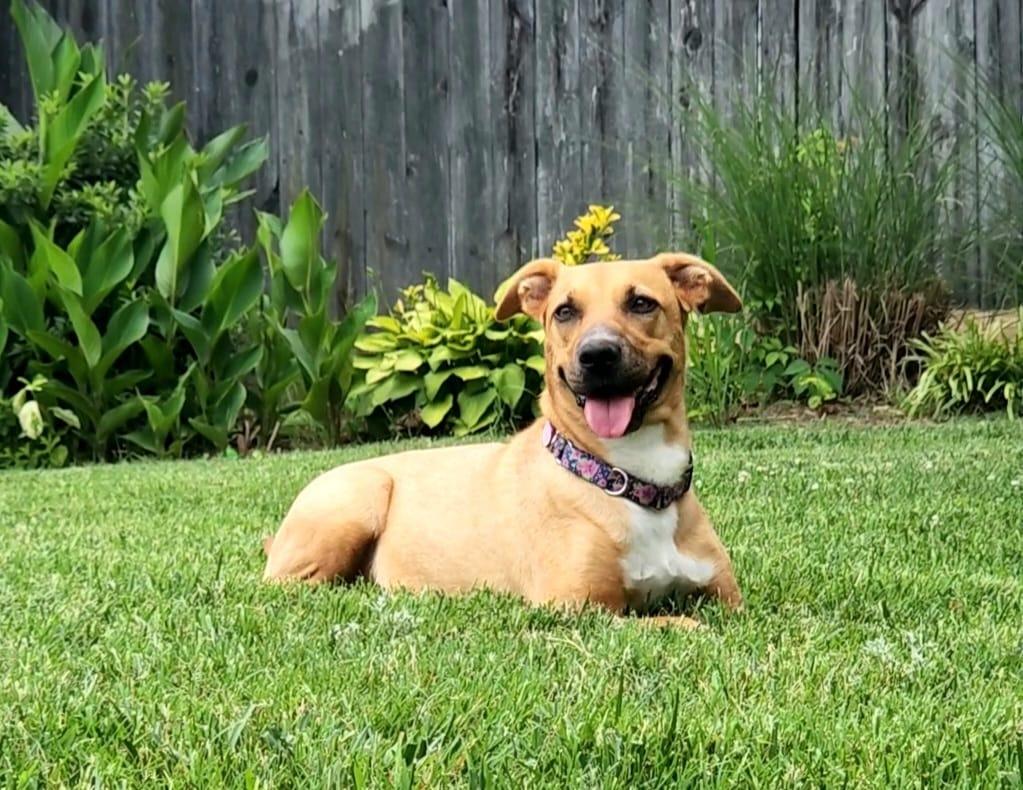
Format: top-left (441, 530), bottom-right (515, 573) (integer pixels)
top-left (0, 0), bottom-right (357, 463)
top-left (680, 91), bottom-right (960, 394)
top-left (905, 312), bottom-right (1023, 419)
top-left (350, 276), bottom-right (544, 436)
top-left (351, 205), bottom-right (626, 437)
top-left (255, 190), bottom-right (376, 446)
top-left (685, 315), bottom-right (843, 425)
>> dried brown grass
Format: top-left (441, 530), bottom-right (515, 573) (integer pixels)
top-left (796, 279), bottom-right (950, 396)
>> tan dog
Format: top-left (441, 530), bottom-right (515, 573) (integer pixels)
top-left (263, 253), bottom-right (743, 628)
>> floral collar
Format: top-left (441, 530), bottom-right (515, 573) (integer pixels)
top-left (541, 422), bottom-right (693, 510)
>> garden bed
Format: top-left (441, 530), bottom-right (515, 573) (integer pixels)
top-left (2, 420), bottom-right (1020, 785)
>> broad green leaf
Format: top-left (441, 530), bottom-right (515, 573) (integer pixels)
top-left (355, 333), bottom-right (398, 353)
top-left (198, 124), bottom-right (248, 180)
top-left (189, 418), bottom-right (228, 450)
top-left (97, 399), bottom-right (146, 440)
top-left (0, 217), bottom-right (24, 267)
top-left (123, 428), bottom-right (161, 455)
top-left (491, 363), bottom-right (526, 407)
top-left (97, 299), bottom-right (149, 378)
top-left (279, 189), bottom-right (324, 297)
top-left (524, 355), bottom-right (546, 375)
top-left (205, 247), bottom-right (262, 335)
top-left (457, 387), bottom-right (498, 429)
top-left (49, 406), bottom-right (81, 430)
top-left (420, 393), bottom-right (454, 428)
top-left (391, 349), bottom-right (423, 372)
top-left (221, 344), bottom-right (263, 381)
top-left (0, 263), bottom-right (45, 335)
top-left (450, 365), bottom-right (489, 381)
top-left (41, 69), bottom-right (107, 206)
top-left (57, 288), bottom-right (101, 369)
top-left (157, 101), bottom-right (187, 145)
top-left (368, 373), bottom-right (421, 409)
top-left (29, 221), bottom-right (82, 295)
top-left (11, 0), bottom-right (56, 101)
top-left (82, 228), bottom-right (134, 313)
top-left (0, 301), bottom-right (6, 355)
top-left (216, 137), bottom-right (269, 189)
top-left (177, 242), bottom-right (215, 314)
top-left (278, 326), bottom-right (317, 380)
top-left (423, 369), bottom-right (454, 401)
top-left (211, 381), bottom-right (246, 430)
top-left (156, 177), bottom-right (205, 301)
top-left (171, 308), bottom-right (210, 361)
top-left (331, 293), bottom-right (378, 367)
top-left (365, 362), bottom-right (394, 384)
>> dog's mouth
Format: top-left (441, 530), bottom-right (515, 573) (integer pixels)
top-left (559, 356), bottom-right (673, 439)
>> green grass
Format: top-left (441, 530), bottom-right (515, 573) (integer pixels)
top-left (1, 421), bottom-right (1022, 787)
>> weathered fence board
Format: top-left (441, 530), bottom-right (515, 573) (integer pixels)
top-left (1, 0), bottom-right (1020, 306)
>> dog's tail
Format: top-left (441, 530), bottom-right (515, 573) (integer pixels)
top-left (262, 534), bottom-right (274, 557)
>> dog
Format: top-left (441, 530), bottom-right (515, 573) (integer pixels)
top-left (262, 252), bottom-right (744, 628)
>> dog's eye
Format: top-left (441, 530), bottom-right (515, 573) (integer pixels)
top-left (552, 303), bottom-right (578, 323)
top-left (628, 295), bottom-right (659, 314)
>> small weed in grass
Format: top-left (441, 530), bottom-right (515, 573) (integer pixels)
top-left (1, 421), bottom-right (1021, 785)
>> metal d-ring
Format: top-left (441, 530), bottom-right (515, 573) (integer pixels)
top-left (605, 467), bottom-right (629, 496)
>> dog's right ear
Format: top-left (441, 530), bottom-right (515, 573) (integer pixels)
top-left (494, 258), bottom-right (560, 321)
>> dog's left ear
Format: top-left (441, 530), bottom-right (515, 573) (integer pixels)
top-left (654, 252), bottom-right (742, 314)
top-left (494, 258), bottom-right (561, 321)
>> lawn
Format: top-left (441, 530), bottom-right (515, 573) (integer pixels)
top-left (1, 420), bottom-right (1021, 787)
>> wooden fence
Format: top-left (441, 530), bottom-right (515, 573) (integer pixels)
top-left (2, 1), bottom-right (1021, 305)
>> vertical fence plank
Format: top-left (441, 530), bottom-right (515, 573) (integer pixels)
top-left (535, 0), bottom-right (583, 252)
top-left (361, 0), bottom-right (408, 300)
top-left (274, 0), bottom-right (322, 234)
top-left (578, 0), bottom-right (620, 222)
top-left (449, 0), bottom-right (495, 290)
top-left (491, 0), bottom-right (538, 275)
top-left (975, 0), bottom-right (1022, 305)
top-left (191, 0), bottom-right (278, 259)
top-left (913, 0), bottom-right (978, 300)
top-left (320, 0), bottom-right (367, 308)
top-left (798, 0), bottom-right (887, 129)
top-left (760, 0), bottom-right (796, 120)
top-left (673, 0), bottom-right (716, 241)
top-left (400, 0), bottom-right (449, 292)
top-left (621, 0), bottom-right (673, 254)
top-left (713, 0), bottom-right (757, 122)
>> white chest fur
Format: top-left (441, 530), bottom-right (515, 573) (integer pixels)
top-left (604, 426), bottom-right (716, 608)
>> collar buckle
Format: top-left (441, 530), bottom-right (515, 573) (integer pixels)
top-left (605, 467), bottom-right (629, 496)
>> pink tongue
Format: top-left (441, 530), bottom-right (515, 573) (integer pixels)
top-left (583, 396), bottom-right (636, 439)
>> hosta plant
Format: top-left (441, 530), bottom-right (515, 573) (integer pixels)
top-left (350, 276), bottom-right (544, 436)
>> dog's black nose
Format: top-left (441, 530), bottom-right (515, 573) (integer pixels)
top-left (578, 337), bottom-right (623, 374)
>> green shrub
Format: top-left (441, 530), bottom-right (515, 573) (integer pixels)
top-left (0, 0), bottom-right (356, 463)
top-left (255, 190), bottom-right (376, 446)
top-left (905, 313), bottom-right (1023, 419)
top-left (350, 276), bottom-right (544, 436)
top-left (680, 89), bottom-right (960, 395)
top-left (685, 314), bottom-right (843, 425)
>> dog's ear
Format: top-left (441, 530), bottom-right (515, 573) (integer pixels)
top-left (655, 252), bottom-right (742, 314)
top-left (494, 258), bottom-right (561, 321)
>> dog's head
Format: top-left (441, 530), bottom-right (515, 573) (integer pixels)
top-left (496, 253), bottom-right (741, 439)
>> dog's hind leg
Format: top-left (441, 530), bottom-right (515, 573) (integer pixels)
top-left (263, 466), bottom-right (393, 584)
